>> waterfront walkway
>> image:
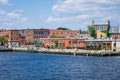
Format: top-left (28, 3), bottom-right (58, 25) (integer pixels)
top-left (12, 47), bottom-right (120, 56)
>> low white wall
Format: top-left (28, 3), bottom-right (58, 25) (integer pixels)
top-left (13, 47), bottom-right (28, 51)
top-left (112, 41), bottom-right (120, 51)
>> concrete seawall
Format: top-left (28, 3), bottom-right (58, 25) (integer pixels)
top-left (0, 48), bottom-right (12, 51)
top-left (12, 47), bottom-right (120, 56)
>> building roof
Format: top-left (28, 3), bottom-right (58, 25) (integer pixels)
top-left (93, 24), bottom-right (109, 26)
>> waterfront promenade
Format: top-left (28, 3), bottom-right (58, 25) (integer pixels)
top-left (12, 47), bottom-right (120, 56)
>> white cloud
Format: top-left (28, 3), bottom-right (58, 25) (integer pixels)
top-left (0, 9), bottom-right (28, 29)
top-left (0, 0), bottom-right (10, 5)
top-left (46, 0), bottom-right (120, 29)
top-left (46, 14), bottom-right (92, 23)
top-left (52, 0), bottom-right (118, 15)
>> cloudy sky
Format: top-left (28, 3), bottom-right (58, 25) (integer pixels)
top-left (0, 0), bottom-right (120, 30)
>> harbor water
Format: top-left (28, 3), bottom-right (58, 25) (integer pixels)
top-left (0, 52), bottom-right (120, 80)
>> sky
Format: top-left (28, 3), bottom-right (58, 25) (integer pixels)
top-left (0, 0), bottom-right (120, 30)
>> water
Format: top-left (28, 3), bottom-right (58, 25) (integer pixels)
top-left (0, 52), bottom-right (120, 80)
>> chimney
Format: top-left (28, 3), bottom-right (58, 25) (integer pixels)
top-left (92, 20), bottom-right (94, 25)
top-left (108, 20), bottom-right (110, 26)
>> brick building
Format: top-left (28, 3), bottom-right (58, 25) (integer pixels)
top-left (24, 29), bottom-right (50, 44)
top-left (23, 29), bottom-right (34, 44)
top-left (33, 29), bottom-right (49, 39)
top-left (18, 30), bottom-right (26, 45)
top-left (0, 29), bottom-right (50, 47)
top-left (37, 38), bottom-right (112, 50)
top-left (50, 29), bottom-right (80, 38)
top-left (0, 30), bottom-right (19, 47)
top-left (38, 38), bottom-right (86, 49)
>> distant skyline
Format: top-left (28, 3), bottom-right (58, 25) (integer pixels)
top-left (0, 0), bottom-right (120, 30)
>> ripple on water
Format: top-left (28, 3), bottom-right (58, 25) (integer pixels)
top-left (0, 52), bottom-right (120, 80)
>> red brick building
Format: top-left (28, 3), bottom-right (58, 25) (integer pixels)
top-left (33, 29), bottom-right (49, 39)
top-left (50, 29), bottom-right (80, 38)
top-left (0, 30), bottom-right (19, 47)
top-left (0, 29), bottom-right (50, 46)
top-left (18, 30), bottom-right (26, 45)
top-left (38, 38), bottom-right (86, 49)
top-left (23, 29), bottom-right (34, 44)
top-left (23, 29), bottom-right (50, 44)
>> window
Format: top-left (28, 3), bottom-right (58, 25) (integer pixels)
top-left (81, 36), bottom-right (83, 38)
top-left (64, 32), bottom-right (66, 35)
top-left (100, 34), bottom-right (103, 39)
top-left (98, 26), bottom-right (100, 30)
top-left (101, 26), bottom-right (103, 30)
top-left (69, 41), bottom-right (71, 44)
top-left (74, 32), bottom-right (76, 35)
top-left (98, 25), bottom-right (103, 30)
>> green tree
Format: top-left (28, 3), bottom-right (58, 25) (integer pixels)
top-left (55, 40), bottom-right (58, 48)
top-left (80, 30), bottom-right (88, 34)
top-left (88, 25), bottom-right (96, 38)
top-left (0, 37), bottom-right (8, 45)
top-left (57, 27), bottom-right (70, 30)
top-left (100, 30), bottom-right (109, 38)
